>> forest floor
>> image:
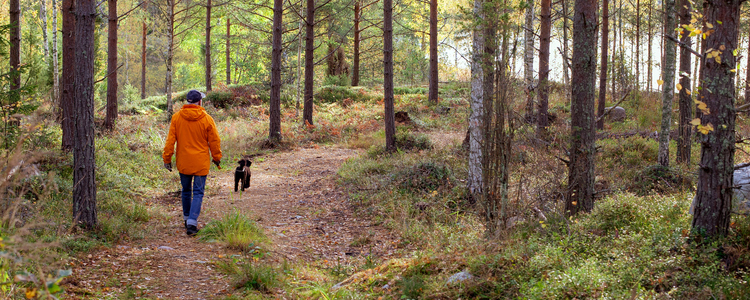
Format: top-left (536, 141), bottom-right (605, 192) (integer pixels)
top-left (64, 145), bottom-right (412, 299)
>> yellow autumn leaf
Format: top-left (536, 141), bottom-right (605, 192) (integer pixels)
top-left (691, 118), bottom-right (701, 126)
top-left (719, 44), bottom-right (726, 51)
top-left (707, 23), bottom-right (714, 29)
top-left (25, 288), bottom-right (36, 299)
top-left (686, 89), bottom-right (692, 95)
top-left (698, 123), bottom-right (715, 135)
top-left (715, 56), bottom-right (722, 64)
top-left (658, 79), bottom-right (664, 86)
top-left (676, 83), bottom-right (683, 90)
top-left (703, 33), bottom-right (707, 39)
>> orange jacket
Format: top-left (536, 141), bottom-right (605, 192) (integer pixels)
top-left (162, 104), bottom-right (222, 176)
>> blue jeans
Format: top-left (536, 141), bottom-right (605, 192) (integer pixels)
top-left (179, 173), bottom-right (207, 227)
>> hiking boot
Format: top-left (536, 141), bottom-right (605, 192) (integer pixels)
top-left (184, 220), bottom-right (188, 229)
top-left (186, 225), bottom-right (199, 236)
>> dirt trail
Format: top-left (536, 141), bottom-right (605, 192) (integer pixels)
top-left (66, 146), bottom-right (400, 299)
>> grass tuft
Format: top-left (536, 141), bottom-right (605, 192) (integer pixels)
top-left (199, 210), bottom-right (267, 251)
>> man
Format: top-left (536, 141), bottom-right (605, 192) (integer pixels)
top-left (163, 90), bottom-right (222, 236)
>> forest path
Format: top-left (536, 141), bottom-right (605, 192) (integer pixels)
top-left (66, 145), bottom-right (401, 299)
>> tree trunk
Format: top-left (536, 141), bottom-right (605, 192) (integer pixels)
top-left (468, 0), bottom-right (485, 201)
top-left (166, 0), bottom-right (175, 117)
top-left (676, 0), bottom-right (692, 164)
top-left (105, 0), bottom-right (118, 130)
top-left (269, 0), bottom-right (282, 140)
top-left (61, 0), bottom-right (75, 150)
top-left (647, 2), bottom-right (652, 92)
top-left (226, 18), bottom-right (230, 85)
top-left (746, 22), bottom-right (750, 106)
top-left (141, 21), bottom-right (147, 99)
top-left (523, 0), bottom-right (534, 122)
top-left (40, 0), bottom-right (50, 61)
top-left (352, 1), bottom-right (360, 86)
top-left (567, 0), bottom-right (597, 215)
top-left (658, 0), bottom-right (677, 167)
top-left (561, 0), bottom-right (570, 86)
top-left (384, 0), bottom-right (395, 151)
top-left (52, 0), bottom-right (59, 105)
top-left (635, 0), bottom-right (639, 90)
top-left (9, 0), bottom-right (21, 103)
top-left (428, 0), bottom-right (438, 104)
top-left (537, 0), bottom-right (550, 134)
top-left (610, 8), bottom-right (616, 98)
top-left (481, 3), bottom-right (498, 234)
top-left (303, 0), bottom-right (315, 126)
top-left (691, 0), bottom-right (742, 238)
top-left (596, 0), bottom-right (608, 130)
top-left (73, 0), bottom-right (97, 230)
top-left (205, 0), bottom-right (212, 92)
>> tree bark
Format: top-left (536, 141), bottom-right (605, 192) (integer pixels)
top-left (205, 0), bottom-right (212, 91)
top-left (428, 0), bottom-right (438, 104)
top-left (481, 3), bottom-right (499, 234)
top-left (352, 1), bottom-right (360, 86)
top-left (61, 0), bottom-right (75, 150)
top-left (537, 0), bottom-right (550, 134)
top-left (468, 0), bottom-right (485, 201)
top-left (658, 0), bottom-right (677, 167)
top-left (52, 0), bottom-right (59, 105)
top-left (596, 0), bottom-right (608, 130)
top-left (567, 0), bottom-right (597, 215)
top-left (746, 21), bottom-right (750, 106)
top-left (635, 0), bottom-right (640, 91)
top-left (226, 18), bottom-right (230, 85)
top-left (40, 0), bottom-right (50, 61)
top-left (647, 2), bottom-right (652, 92)
top-left (303, 0), bottom-right (315, 126)
top-left (384, 0), bottom-right (395, 151)
top-left (166, 0), bottom-right (175, 117)
top-left (691, 0), bottom-right (743, 238)
top-left (141, 21), bottom-right (147, 99)
top-left (561, 0), bottom-right (570, 86)
top-left (676, 0), bottom-right (692, 164)
top-left (105, 0), bottom-right (118, 130)
top-left (523, 0), bottom-right (534, 122)
top-left (269, 0), bottom-right (282, 141)
top-left (9, 0), bottom-right (21, 104)
top-left (73, 0), bottom-right (97, 230)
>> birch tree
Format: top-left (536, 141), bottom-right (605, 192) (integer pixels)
top-left (657, 0), bottom-right (677, 167)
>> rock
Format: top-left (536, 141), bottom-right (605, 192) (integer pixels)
top-left (604, 106), bottom-right (626, 122)
top-left (691, 163), bottom-right (750, 215)
top-left (157, 246), bottom-right (175, 251)
top-left (447, 271), bottom-right (473, 284)
top-left (733, 165), bottom-right (750, 213)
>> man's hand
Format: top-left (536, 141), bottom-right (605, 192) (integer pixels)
top-left (164, 163), bottom-right (172, 172)
top-left (213, 160), bottom-right (221, 169)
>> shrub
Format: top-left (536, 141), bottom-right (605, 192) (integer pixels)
top-left (323, 74), bottom-right (351, 87)
top-left (396, 162), bottom-right (454, 193)
top-left (394, 87), bottom-right (427, 95)
top-left (315, 86), bottom-right (378, 104)
top-left (205, 91), bottom-right (234, 108)
top-left (629, 164), bottom-right (691, 195)
top-left (395, 130), bottom-right (432, 151)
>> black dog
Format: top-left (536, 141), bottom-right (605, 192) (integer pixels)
top-left (234, 158), bottom-right (252, 192)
